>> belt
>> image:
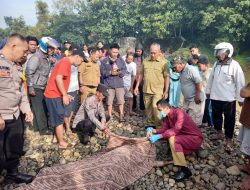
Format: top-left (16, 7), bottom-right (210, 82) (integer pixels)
top-left (81, 85), bottom-right (97, 89)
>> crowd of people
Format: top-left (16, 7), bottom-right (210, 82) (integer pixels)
top-left (0, 33), bottom-right (249, 189)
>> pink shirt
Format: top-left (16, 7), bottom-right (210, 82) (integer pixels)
top-left (156, 108), bottom-right (203, 140)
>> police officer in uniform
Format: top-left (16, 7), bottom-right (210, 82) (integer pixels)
top-left (0, 33), bottom-right (34, 184)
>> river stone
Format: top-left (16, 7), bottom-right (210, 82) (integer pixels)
top-left (197, 149), bottom-right (209, 159)
top-left (215, 167), bottom-right (227, 178)
top-left (209, 174), bottom-right (219, 184)
top-left (208, 160), bottom-right (216, 166)
top-left (226, 165), bottom-right (240, 176)
top-left (169, 178), bottom-right (175, 186)
top-left (215, 182), bottom-right (226, 190)
top-left (177, 182), bottom-right (185, 188)
top-left (62, 149), bottom-right (71, 157)
top-left (156, 169), bottom-right (163, 176)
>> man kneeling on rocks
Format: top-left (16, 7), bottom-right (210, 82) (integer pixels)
top-left (72, 84), bottom-right (110, 144)
top-left (147, 99), bottom-right (203, 181)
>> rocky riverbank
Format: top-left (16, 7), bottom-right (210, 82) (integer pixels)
top-left (0, 111), bottom-right (247, 190)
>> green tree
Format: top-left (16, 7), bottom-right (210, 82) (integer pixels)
top-left (3, 16), bottom-right (28, 35)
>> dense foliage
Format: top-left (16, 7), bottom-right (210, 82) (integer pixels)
top-left (0, 0), bottom-right (249, 50)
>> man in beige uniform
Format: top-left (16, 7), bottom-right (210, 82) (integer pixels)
top-left (135, 43), bottom-right (169, 126)
top-left (72, 84), bottom-right (110, 144)
top-left (0, 33), bottom-right (33, 184)
top-left (79, 49), bottom-right (101, 102)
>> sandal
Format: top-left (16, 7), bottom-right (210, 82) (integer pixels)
top-left (225, 139), bottom-right (233, 153)
top-left (58, 143), bottom-right (74, 149)
top-left (210, 132), bottom-right (224, 140)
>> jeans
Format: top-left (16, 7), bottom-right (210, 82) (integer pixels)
top-left (202, 99), bottom-right (213, 126)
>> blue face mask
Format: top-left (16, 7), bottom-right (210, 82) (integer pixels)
top-left (160, 111), bottom-right (167, 119)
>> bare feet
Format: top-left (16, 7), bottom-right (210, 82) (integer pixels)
top-left (238, 164), bottom-right (250, 175)
top-left (58, 141), bottom-right (73, 149)
top-left (66, 129), bottom-right (73, 138)
top-left (51, 136), bottom-right (58, 144)
top-left (240, 176), bottom-right (250, 190)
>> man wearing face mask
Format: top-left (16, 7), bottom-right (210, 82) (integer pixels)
top-left (206, 42), bottom-right (245, 152)
top-left (146, 99), bottom-right (203, 182)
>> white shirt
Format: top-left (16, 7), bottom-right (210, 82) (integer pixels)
top-left (68, 65), bottom-right (79, 92)
top-left (123, 61), bottom-right (136, 87)
top-left (83, 51), bottom-right (89, 58)
top-left (206, 59), bottom-right (245, 102)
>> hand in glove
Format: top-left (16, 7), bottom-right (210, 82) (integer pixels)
top-left (149, 134), bottom-right (161, 143)
top-left (146, 127), bottom-right (154, 137)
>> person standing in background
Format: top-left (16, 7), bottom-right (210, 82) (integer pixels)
top-left (133, 43), bottom-right (145, 111)
top-left (171, 54), bottom-right (204, 126)
top-left (198, 55), bottom-right (213, 128)
top-left (25, 37), bottom-right (60, 135)
top-left (135, 43), bottom-right (169, 126)
top-left (206, 42), bottom-right (245, 152)
top-left (44, 50), bottom-right (84, 149)
top-left (100, 43), bottom-right (127, 122)
top-left (78, 49), bottom-right (100, 102)
top-left (123, 53), bottom-right (137, 116)
top-left (64, 63), bottom-right (79, 138)
top-left (168, 59), bottom-right (181, 108)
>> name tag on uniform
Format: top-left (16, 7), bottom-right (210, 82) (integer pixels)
top-left (0, 66), bottom-right (11, 77)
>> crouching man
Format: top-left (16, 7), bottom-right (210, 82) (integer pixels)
top-left (147, 99), bottom-right (203, 182)
top-left (72, 84), bottom-right (110, 144)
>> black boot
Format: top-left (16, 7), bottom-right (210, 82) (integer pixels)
top-left (5, 168), bottom-right (33, 184)
top-left (80, 134), bottom-right (90, 145)
top-left (171, 166), bottom-right (192, 182)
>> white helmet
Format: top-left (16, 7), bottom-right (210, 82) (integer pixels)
top-left (214, 42), bottom-right (234, 58)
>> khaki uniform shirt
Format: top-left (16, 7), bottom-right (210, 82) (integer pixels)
top-left (0, 54), bottom-right (31, 120)
top-left (72, 94), bottom-right (106, 130)
top-left (78, 61), bottom-right (100, 87)
top-left (141, 57), bottom-right (169, 94)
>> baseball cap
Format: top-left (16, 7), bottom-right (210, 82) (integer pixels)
top-left (72, 49), bottom-right (85, 59)
top-left (198, 54), bottom-right (209, 64)
top-left (96, 84), bottom-right (109, 97)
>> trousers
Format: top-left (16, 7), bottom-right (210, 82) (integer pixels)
top-left (0, 116), bottom-right (24, 172)
top-left (144, 93), bottom-right (162, 126)
top-left (29, 88), bottom-right (48, 133)
top-left (211, 100), bottom-right (236, 139)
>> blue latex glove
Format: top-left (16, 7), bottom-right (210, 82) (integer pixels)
top-left (146, 127), bottom-right (154, 132)
top-left (149, 134), bottom-right (161, 143)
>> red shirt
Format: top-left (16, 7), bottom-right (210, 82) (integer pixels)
top-left (44, 58), bottom-right (71, 98)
